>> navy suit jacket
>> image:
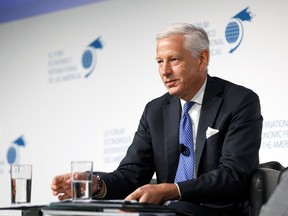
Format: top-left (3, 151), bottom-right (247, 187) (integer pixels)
top-left (100, 75), bottom-right (263, 214)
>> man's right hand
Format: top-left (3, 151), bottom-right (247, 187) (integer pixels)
top-left (51, 173), bottom-right (72, 200)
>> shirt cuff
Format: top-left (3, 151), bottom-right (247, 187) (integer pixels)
top-left (174, 183), bottom-right (182, 200)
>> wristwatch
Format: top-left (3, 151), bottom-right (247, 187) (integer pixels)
top-left (95, 174), bottom-right (103, 195)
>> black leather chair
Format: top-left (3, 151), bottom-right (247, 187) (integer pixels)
top-left (258, 166), bottom-right (288, 216)
top-left (249, 161), bottom-right (285, 216)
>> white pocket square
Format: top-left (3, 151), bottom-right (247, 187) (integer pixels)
top-left (206, 127), bottom-right (219, 139)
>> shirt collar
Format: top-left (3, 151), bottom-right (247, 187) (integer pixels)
top-left (180, 77), bottom-right (207, 106)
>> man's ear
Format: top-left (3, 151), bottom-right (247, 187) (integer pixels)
top-left (199, 50), bottom-right (209, 72)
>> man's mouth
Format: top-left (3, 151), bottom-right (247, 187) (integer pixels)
top-left (165, 79), bottom-right (178, 88)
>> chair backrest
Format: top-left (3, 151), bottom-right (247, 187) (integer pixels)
top-left (258, 167), bottom-right (288, 216)
top-left (249, 161), bottom-right (284, 216)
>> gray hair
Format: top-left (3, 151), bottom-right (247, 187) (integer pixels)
top-left (156, 22), bottom-right (210, 57)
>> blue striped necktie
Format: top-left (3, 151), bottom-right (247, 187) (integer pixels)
top-left (174, 101), bottom-right (195, 182)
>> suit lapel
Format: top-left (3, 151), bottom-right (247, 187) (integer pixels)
top-left (163, 96), bottom-right (181, 182)
top-left (194, 76), bottom-right (224, 176)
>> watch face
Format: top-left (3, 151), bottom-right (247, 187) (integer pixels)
top-left (95, 175), bottom-right (103, 194)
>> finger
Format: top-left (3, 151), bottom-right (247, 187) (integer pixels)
top-left (53, 174), bottom-right (71, 184)
top-left (58, 193), bottom-right (70, 200)
top-left (52, 174), bottom-right (71, 187)
top-left (51, 188), bottom-right (59, 195)
top-left (138, 195), bottom-right (148, 203)
top-left (52, 175), bottom-right (64, 184)
top-left (125, 189), bottom-right (142, 201)
top-left (125, 192), bottom-right (136, 201)
top-left (52, 183), bottom-right (71, 195)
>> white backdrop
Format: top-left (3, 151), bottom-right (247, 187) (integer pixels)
top-left (1, 0), bottom-right (288, 206)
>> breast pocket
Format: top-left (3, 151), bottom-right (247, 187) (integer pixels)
top-left (203, 130), bottom-right (225, 170)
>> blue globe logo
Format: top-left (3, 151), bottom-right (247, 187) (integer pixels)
top-left (82, 47), bottom-right (97, 78)
top-left (6, 136), bottom-right (25, 165)
top-left (225, 18), bottom-right (243, 53)
top-left (225, 7), bottom-right (254, 53)
top-left (82, 49), bottom-right (93, 69)
top-left (6, 145), bottom-right (20, 164)
top-left (7, 146), bottom-right (17, 164)
top-left (81, 37), bottom-right (103, 78)
top-left (225, 21), bottom-right (240, 44)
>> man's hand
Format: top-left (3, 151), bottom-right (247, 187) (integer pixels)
top-left (124, 183), bottom-right (180, 204)
top-left (51, 173), bottom-right (105, 200)
top-left (50, 173), bottom-right (72, 200)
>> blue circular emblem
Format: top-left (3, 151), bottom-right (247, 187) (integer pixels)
top-left (82, 49), bottom-right (93, 69)
top-left (225, 21), bottom-right (240, 44)
top-left (7, 146), bottom-right (17, 164)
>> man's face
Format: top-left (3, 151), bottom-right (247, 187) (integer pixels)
top-left (156, 35), bottom-right (208, 101)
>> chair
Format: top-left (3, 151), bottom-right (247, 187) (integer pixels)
top-left (249, 161), bottom-right (285, 216)
top-left (258, 166), bottom-right (288, 216)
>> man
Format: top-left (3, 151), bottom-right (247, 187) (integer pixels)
top-left (51, 23), bottom-right (263, 216)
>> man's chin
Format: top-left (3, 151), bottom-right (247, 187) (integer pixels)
top-left (167, 89), bottom-right (179, 96)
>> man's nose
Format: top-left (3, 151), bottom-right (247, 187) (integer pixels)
top-left (161, 63), bottom-right (172, 75)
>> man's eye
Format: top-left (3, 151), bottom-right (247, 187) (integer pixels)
top-left (157, 60), bottom-right (163, 64)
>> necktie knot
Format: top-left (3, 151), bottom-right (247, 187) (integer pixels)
top-left (183, 101), bottom-right (194, 114)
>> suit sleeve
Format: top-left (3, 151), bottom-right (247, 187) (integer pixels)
top-left (99, 103), bottom-right (156, 199)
